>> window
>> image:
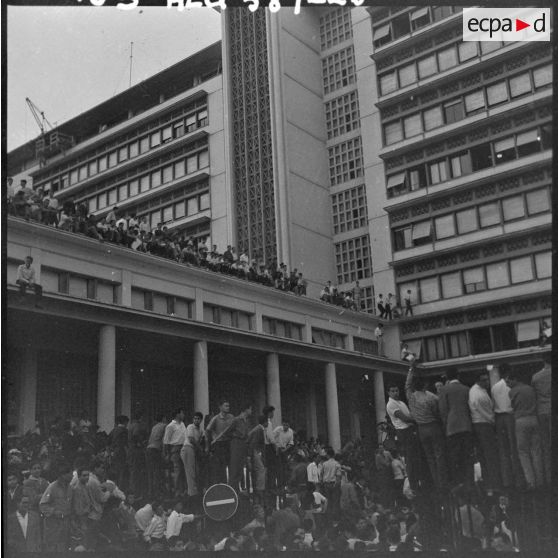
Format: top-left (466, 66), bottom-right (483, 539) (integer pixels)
top-left (441, 272), bottom-right (463, 298)
top-left (492, 323), bottom-right (517, 351)
top-left (392, 13), bottom-right (411, 39)
top-left (480, 41), bottom-right (501, 54)
top-left (199, 192), bottom-right (210, 210)
top-left (410, 7), bottom-right (430, 30)
top-left (86, 279), bottom-right (97, 300)
top-left (186, 155), bottom-right (198, 174)
top-left (409, 166), bottom-right (427, 191)
top-left (118, 146), bottom-right (128, 162)
top-left (185, 114), bottom-right (197, 133)
top-left (535, 251), bottom-right (551, 278)
top-left (334, 236), bottom-right (371, 283)
top-left (161, 126), bottom-right (173, 142)
top-left (129, 141), bottom-right (139, 158)
top-left (144, 291), bottom-right (154, 311)
top-left (88, 160), bottom-right (97, 176)
top-left (140, 174), bottom-right (150, 192)
top-left (404, 114), bottom-right (422, 138)
top-left (418, 55), bottom-right (437, 79)
top-left (150, 131), bottom-right (161, 148)
top-left (386, 172), bottom-right (407, 197)
top-left (517, 320), bottom-right (540, 344)
top-left (58, 272), bottom-right (69, 294)
top-left (373, 24), bottom-right (391, 48)
top-left (384, 121), bottom-right (403, 144)
top-left (486, 262), bottom-right (510, 289)
top-left (426, 336), bottom-right (446, 361)
top-left (465, 90), bottom-right (486, 114)
top-left (463, 267), bottom-right (486, 293)
top-left (108, 151), bottom-right (117, 168)
top-left (380, 72), bottom-right (397, 95)
top-left (487, 81), bottom-right (508, 105)
top-left (470, 143), bottom-right (492, 171)
top-left (429, 159), bottom-right (448, 184)
top-left (450, 152), bottom-right (472, 177)
top-left (70, 169), bottom-right (78, 185)
top-left (325, 92), bottom-right (360, 139)
top-left (393, 226), bottom-right (412, 250)
top-left (516, 129), bottom-right (540, 157)
top-left (423, 106), bottom-right (443, 131)
top-left (444, 99), bottom-right (465, 124)
top-left (98, 156), bottom-right (107, 172)
top-left (456, 207), bottom-right (478, 234)
top-left (98, 192), bottom-right (107, 210)
top-left (419, 276), bottom-right (440, 302)
top-left (140, 136), bottom-right (149, 153)
top-left (173, 121), bottom-right (185, 138)
top-left (437, 46), bottom-right (458, 71)
top-left (174, 201), bottom-right (185, 219)
top-left (187, 197), bottom-right (198, 216)
top-left (319, 8), bottom-right (352, 49)
top-left (526, 188), bottom-right (549, 215)
top-left (78, 165), bottom-right (88, 181)
top-left (435, 214), bottom-right (455, 239)
top-left (411, 220), bottom-right (432, 243)
top-left (118, 184), bottom-right (128, 201)
top-left (88, 197), bottom-right (98, 212)
top-left (494, 136), bottom-right (516, 164)
top-left (162, 165), bottom-right (173, 184)
top-left (151, 170), bottom-right (162, 188)
top-left (502, 195), bottom-right (525, 221)
top-left (533, 64), bottom-right (552, 88)
top-left (163, 206), bottom-right (173, 223)
top-left (432, 6), bottom-right (454, 21)
top-left (510, 256), bottom-right (534, 283)
top-left (509, 72), bottom-right (532, 97)
top-left (469, 327), bottom-right (492, 355)
top-left (322, 47), bottom-right (356, 93)
top-left (448, 332), bottom-right (468, 357)
top-left (328, 138), bottom-right (363, 185)
top-left (540, 124), bottom-right (552, 150)
top-left (479, 202), bottom-right (500, 227)
top-left (129, 179), bottom-right (139, 197)
top-left (174, 159), bottom-right (186, 178)
top-left (398, 63), bottom-right (417, 87)
top-left (458, 41), bottom-right (477, 62)
top-left (166, 296), bottom-right (175, 316)
top-left (108, 189), bottom-right (117, 205)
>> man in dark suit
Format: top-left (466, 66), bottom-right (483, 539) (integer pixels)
top-left (6, 495), bottom-right (42, 552)
top-left (5, 471), bottom-right (24, 514)
top-left (438, 368), bottom-right (473, 488)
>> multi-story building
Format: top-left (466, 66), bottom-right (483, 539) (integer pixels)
top-left (6, 6), bottom-right (551, 442)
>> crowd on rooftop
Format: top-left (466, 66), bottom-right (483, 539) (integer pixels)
top-left (5, 354), bottom-right (552, 552)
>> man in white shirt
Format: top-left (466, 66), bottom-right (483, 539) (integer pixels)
top-left (491, 365), bottom-right (524, 489)
top-left (468, 372), bottom-right (501, 494)
top-left (164, 409), bottom-right (187, 497)
top-left (386, 384), bottom-right (421, 491)
top-left (181, 412), bottom-right (203, 497)
top-left (273, 420), bottom-right (294, 490)
top-left (16, 256), bottom-right (43, 297)
top-left (307, 454), bottom-right (322, 487)
top-left (165, 501), bottom-right (195, 541)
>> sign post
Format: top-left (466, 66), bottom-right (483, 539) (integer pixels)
top-left (203, 483), bottom-right (238, 521)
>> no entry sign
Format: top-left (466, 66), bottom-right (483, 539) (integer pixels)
top-left (203, 483), bottom-right (238, 521)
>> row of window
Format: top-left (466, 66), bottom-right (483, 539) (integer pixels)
top-left (331, 185), bottom-right (368, 235)
top-left (397, 250), bottom-right (551, 305)
top-left (85, 149), bottom-right (209, 213)
top-left (262, 317), bottom-right (303, 341)
top-left (131, 288), bottom-right (193, 318)
top-left (328, 137), bottom-right (363, 186)
top-left (353, 336), bottom-right (378, 356)
top-left (393, 186), bottom-right (551, 250)
top-left (37, 105), bottom-right (208, 193)
top-left (386, 124), bottom-right (552, 199)
top-left (319, 8), bottom-right (352, 51)
top-left (413, 316), bottom-right (551, 362)
top-left (325, 91), bottom-right (360, 140)
top-left (142, 191), bottom-right (210, 230)
top-left (312, 328), bottom-right (345, 349)
top-left (373, 6), bottom-right (460, 49)
top-left (379, 40), bottom-right (514, 96)
top-left (322, 46), bottom-right (356, 96)
top-left (203, 304), bottom-right (253, 331)
top-left (383, 64), bottom-right (552, 146)
top-left (334, 235), bottom-right (372, 285)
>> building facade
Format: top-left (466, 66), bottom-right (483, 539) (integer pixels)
top-left (6, 6), bottom-right (551, 442)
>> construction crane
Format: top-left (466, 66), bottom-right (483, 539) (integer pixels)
top-left (25, 97), bottom-right (74, 163)
top-left (26, 97), bottom-right (54, 136)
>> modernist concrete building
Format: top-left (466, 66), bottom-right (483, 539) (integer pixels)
top-left (6, 6), bottom-right (551, 442)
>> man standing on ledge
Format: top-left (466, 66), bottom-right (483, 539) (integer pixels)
top-left (205, 400), bottom-right (234, 485)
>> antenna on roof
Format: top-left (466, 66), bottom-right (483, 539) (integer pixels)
top-left (129, 42), bottom-right (134, 88)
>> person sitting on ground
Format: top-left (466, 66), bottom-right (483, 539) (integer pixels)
top-left (16, 256), bottom-right (43, 297)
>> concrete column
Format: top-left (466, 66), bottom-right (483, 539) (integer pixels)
top-left (266, 353), bottom-right (282, 426)
top-left (97, 325), bottom-right (116, 433)
top-left (325, 363), bottom-right (341, 452)
top-left (119, 361), bottom-right (132, 418)
top-left (120, 270), bottom-right (132, 306)
top-left (374, 371), bottom-right (386, 444)
top-left (19, 350), bottom-right (38, 435)
top-left (306, 383), bottom-right (318, 439)
top-left (193, 341), bottom-right (209, 417)
top-left (195, 289), bottom-right (204, 321)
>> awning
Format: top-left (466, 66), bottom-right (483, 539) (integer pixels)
top-left (494, 137), bottom-right (515, 153)
top-left (386, 172), bottom-right (406, 188)
top-left (411, 7), bottom-right (429, 20)
top-left (517, 320), bottom-right (540, 342)
top-left (406, 340), bottom-right (422, 357)
top-left (411, 220), bottom-right (432, 240)
top-left (374, 24), bottom-right (391, 41)
top-left (516, 129), bottom-right (539, 146)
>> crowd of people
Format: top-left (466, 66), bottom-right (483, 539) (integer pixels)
top-left (5, 355), bottom-right (551, 553)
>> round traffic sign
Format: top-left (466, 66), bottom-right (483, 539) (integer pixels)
top-left (203, 483), bottom-right (238, 521)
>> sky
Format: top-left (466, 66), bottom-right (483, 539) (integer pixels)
top-left (7, 5), bottom-right (222, 151)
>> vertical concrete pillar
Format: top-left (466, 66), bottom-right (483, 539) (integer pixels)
top-left (266, 353), bottom-right (282, 426)
top-left (306, 383), bottom-right (318, 439)
top-left (120, 361), bottom-right (132, 418)
top-left (20, 350), bottom-right (38, 435)
top-left (374, 371), bottom-right (386, 444)
top-left (97, 325), bottom-right (116, 433)
top-left (193, 341), bottom-right (209, 417)
top-left (325, 363), bottom-right (341, 452)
